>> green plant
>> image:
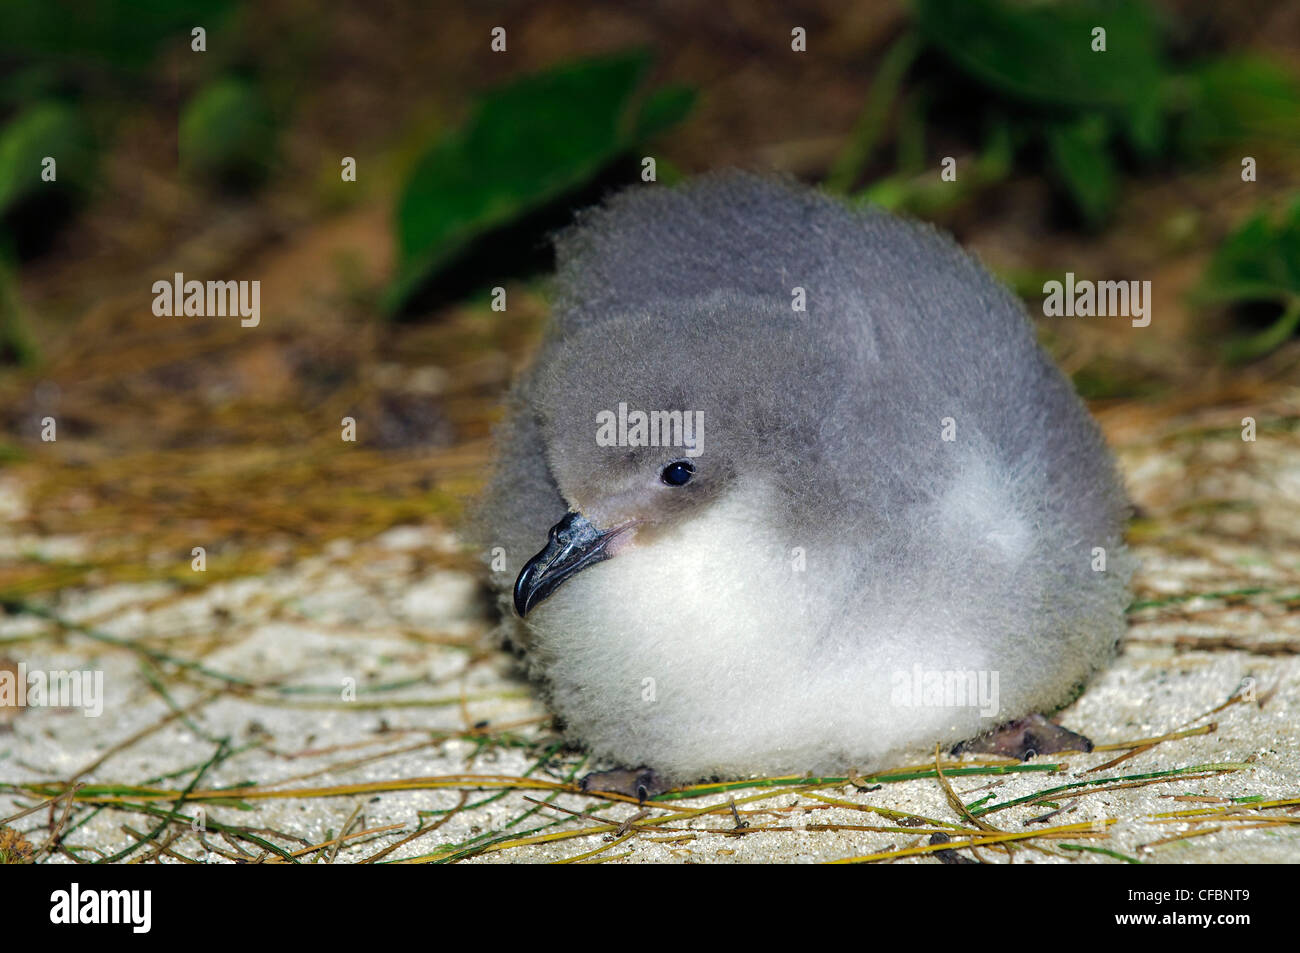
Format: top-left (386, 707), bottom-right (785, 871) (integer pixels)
top-left (179, 77), bottom-right (277, 191)
top-left (832, 0), bottom-right (1300, 227)
top-left (1196, 197), bottom-right (1300, 361)
top-left (0, 100), bottom-right (94, 216)
top-left (387, 50), bottom-right (695, 314)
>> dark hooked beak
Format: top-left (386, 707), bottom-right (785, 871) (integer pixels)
top-left (513, 511), bottom-right (627, 617)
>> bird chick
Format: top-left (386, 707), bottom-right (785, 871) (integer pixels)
top-left (477, 172), bottom-right (1133, 788)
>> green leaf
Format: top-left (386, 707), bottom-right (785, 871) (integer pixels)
top-left (1224, 299), bottom-right (1300, 363)
top-left (0, 0), bottom-right (236, 70)
top-left (386, 50), bottom-right (694, 313)
top-left (634, 84), bottom-right (698, 141)
top-left (0, 101), bottom-right (94, 215)
top-left (915, 0), bottom-right (1166, 162)
top-left (1198, 198), bottom-right (1300, 306)
top-left (1122, 91), bottom-right (1166, 159)
top-left (1045, 114), bottom-right (1117, 226)
top-left (1197, 196), bottom-right (1300, 360)
top-left (826, 31), bottom-right (922, 193)
top-left (913, 0), bottom-right (1165, 113)
top-left (178, 77), bottom-right (277, 190)
top-left (1175, 55), bottom-right (1300, 156)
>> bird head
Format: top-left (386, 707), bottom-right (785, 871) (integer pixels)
top-left (511, 298), bottom-right (805, 617)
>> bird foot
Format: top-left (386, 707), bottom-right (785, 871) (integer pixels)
top-left (952, 713), bottom-right (1093, 760)
top-left (578, 767), bottom-right (669, 802)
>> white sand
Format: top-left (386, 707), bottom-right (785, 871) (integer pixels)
top-left (2, 391), bottom-right (1298, 863)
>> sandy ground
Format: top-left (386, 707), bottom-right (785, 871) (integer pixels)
top-left (2, 388), bottom-right (1298, 864)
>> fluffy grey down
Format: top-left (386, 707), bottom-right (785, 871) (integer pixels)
top-left (475, 171), bottom-right (1134, 782)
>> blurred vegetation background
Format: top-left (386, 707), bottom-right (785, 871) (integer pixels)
top-left (0, 0), bottom-right (1298, 601)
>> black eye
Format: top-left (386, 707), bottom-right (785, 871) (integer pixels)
top-left (660, 460), bottom-right (695, 486)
